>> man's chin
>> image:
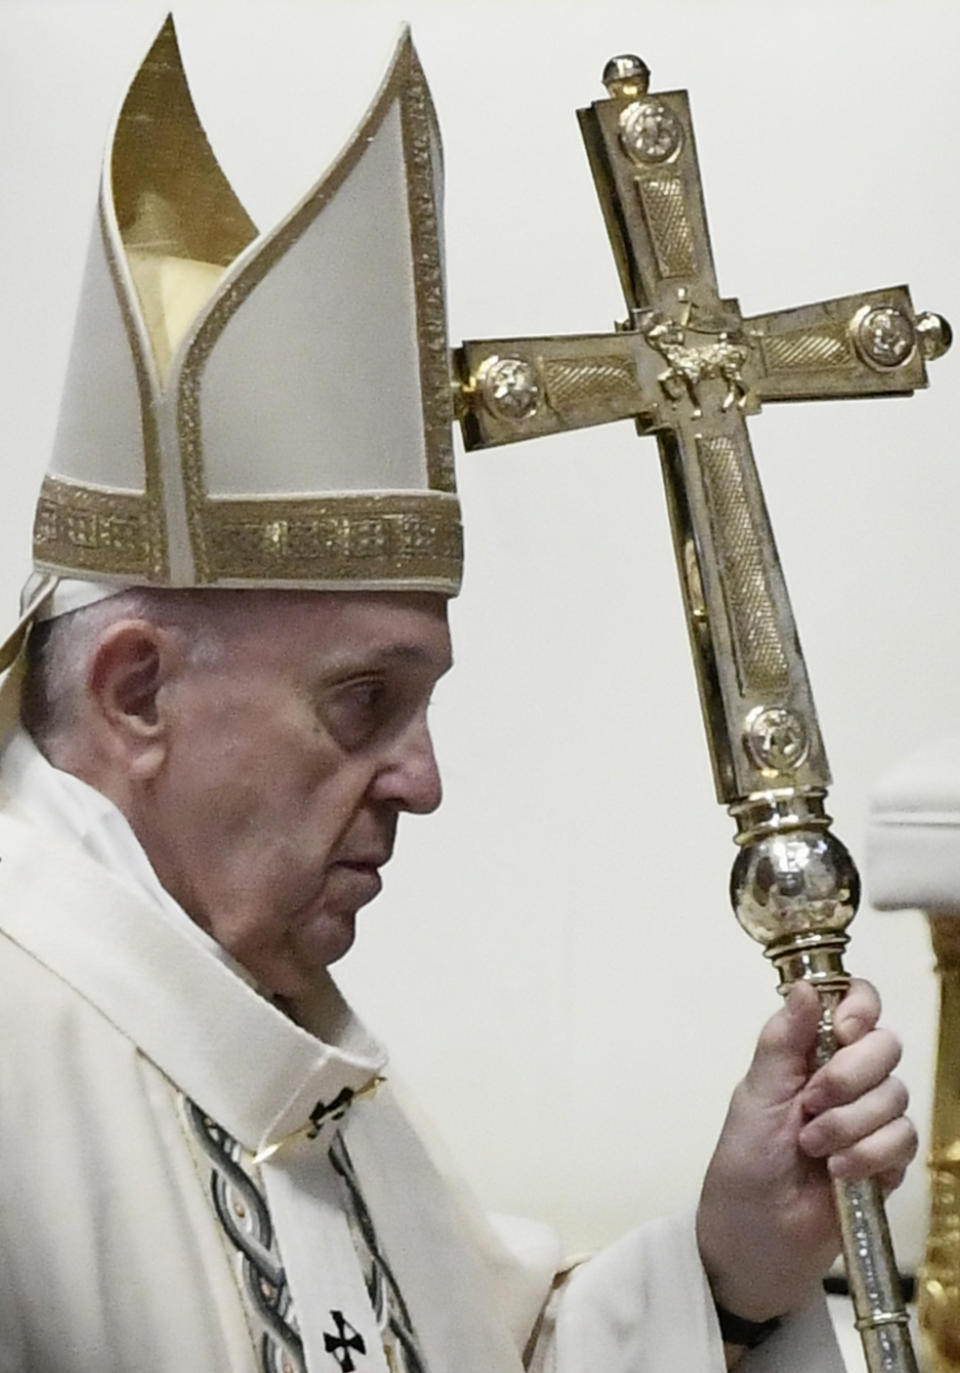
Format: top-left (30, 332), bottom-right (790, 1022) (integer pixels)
top-left (219, 914), bottom-right (357, 999)
top-left (292, 907), bottom-right (360, 974)
top-left (223, 895), bottom-right (370, 997)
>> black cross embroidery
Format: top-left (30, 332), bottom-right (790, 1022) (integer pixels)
top-left (323, 1310), bottom-right (366, 1372)
top-left (309, 1088), bottom-right (355, 1135)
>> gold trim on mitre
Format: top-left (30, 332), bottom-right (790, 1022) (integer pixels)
top-left (32, 18), bottom-right (462, 599)
top-left (111, 15), bottom-right (259, 380)
top-left (174, 30), bottom-right (457, 589)
top-left (97, 196), bottom-right (168, 582)
top-left (34, 475), bottom-right (155, 580)
top-left (35, 15), bottom-right (258, 589)
top-left (399, 48), bottom-right (456, 496)
top-left (204, 493), bottom-right (462, 588)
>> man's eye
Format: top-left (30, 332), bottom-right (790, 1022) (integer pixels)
top-left (348, 681), bottom-right (385, 712)
top-left (322, 679), bottom-right (390, 747)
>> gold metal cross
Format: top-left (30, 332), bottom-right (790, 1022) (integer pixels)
top-left (453, 55), bottom-right (948, 810)
top-left (452, 55), bottom-right (950, 1373)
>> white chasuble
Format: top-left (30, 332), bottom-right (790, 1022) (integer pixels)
top-left (0, 728), bottom-right (842, 1373)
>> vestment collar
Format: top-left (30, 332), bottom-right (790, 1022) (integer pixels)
top-left (0, 725), bottom-right (387, 1155)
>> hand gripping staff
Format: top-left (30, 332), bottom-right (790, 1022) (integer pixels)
top-left (452, 54), bottom-right (951, 1373)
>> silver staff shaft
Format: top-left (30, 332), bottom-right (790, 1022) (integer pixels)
top-left (731, 795), bottom-right (916, 1373)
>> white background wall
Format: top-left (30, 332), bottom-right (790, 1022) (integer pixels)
top-left (2, 0), bottom-right (958, 1337)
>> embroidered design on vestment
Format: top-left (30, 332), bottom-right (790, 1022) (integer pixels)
top-left (324, 1310), bottom-right (367, 1372)
top-left (330, 1133), bottom-right (428, 1373)
top-left (183, 1098), bottom-right (305, 1373)
top-left (183, 1094), bottom-right (427, 1373)
top-left (310, 1087), bottom-right (355, 1131)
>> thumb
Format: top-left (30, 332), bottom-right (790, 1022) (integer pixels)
top-left (743, 982), bottom-right (821, 1105)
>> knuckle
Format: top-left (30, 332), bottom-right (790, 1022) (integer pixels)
top-left (841, 1117), bottom-right (918, 1175)
top-left (806, 1108), bottom-right (842, 1152)
top-left (756, 1008), bottom-right (789, 1052)
top-left (873, 1027), bottom-right (903, 1068)
top-left (823, 1031), bottom-right (903, 1099)
top-left (818, 1057), bottom-right (859, 1102)
top-left (890, 1077), bottom-right (910, 1116)
top-left (848, 975), bottom-right (881, 1004)
top-left (821, 1099), bottom-right (918, 1172)
top-left (842, 977), bottom-right (882, 1018)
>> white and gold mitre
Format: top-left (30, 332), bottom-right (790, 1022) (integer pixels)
top-left (28, 16), bottom-right (460, 618)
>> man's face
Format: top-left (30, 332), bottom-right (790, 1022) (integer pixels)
top-left (143, 592), bottom-right (452, 997)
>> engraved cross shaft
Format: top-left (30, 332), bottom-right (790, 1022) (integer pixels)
top-left (453, 56), bottom-right (949, 806)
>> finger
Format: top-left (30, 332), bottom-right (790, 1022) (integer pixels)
top-left (802, 1028), bottom-right (903, 1114)
top-left (877, 1165), bottom-right (909, 1197)
top-left (827, 1115), bottom-right (918, 1182)
top-left (743, 981), bottom-right (822, 1104)
top-left (833, 978), bottom-right (882, 1046)
top-left (798, 1077), bottom-right (909, 1158)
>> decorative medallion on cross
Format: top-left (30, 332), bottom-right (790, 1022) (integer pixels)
top-left (455, 53), bottom-right (948, 808)
top-left (453, 55), bottom-right (950, 1373)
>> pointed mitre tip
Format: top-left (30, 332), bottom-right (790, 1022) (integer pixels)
top-left (138, 12), bottom-right (184, 73)
top-left (160, 11), bottom-right (182, 48)
top-left (391, 22), bottom-right (416, 66)
top-left (359, 24), bottom-right (423, 117)
top-left (111, 11), bottom-right (192, 164)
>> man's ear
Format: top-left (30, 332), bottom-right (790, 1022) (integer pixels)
top-left (87, 620), bottom-right (181, 777)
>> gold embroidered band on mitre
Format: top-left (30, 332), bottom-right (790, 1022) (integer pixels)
top-left (31, 17), bottom-right (462, 599)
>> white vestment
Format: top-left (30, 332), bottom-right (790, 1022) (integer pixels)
top-left (0, 728), bottom-right (841, 1373)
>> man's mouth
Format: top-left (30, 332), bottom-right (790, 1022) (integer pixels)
top-left (332, 849), bottom-right (392, 873)
top-left (326, 859), bottom-right (386, 901)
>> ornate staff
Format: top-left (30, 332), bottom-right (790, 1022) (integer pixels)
top-left (452, 54), bottom-right (951, 1373)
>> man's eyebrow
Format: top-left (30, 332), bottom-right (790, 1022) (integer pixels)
top-left (322, 643), bottom-right (453, 675)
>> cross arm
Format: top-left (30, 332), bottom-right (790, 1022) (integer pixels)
top-left (747, 287), bottom-right (950, 403)
top-left (453, 333), bottom-right (648, 450)
top-left (453, 287), bottom-right (949, 451)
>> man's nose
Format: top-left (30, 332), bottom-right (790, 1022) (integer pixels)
top-left (371, 716), bottom-right (443, 814)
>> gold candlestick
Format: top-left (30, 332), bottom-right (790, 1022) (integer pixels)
top-left (919, 917), bottom-right (960, 1373)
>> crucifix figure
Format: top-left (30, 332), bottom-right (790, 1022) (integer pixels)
top-left (452, 55), bottom-right (951, 1373)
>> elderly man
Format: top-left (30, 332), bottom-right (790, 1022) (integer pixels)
top-left (0, 17), bottom-right (913, 1373)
